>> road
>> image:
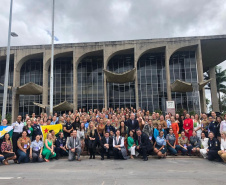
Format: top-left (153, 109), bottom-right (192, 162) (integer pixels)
top-left (0, 157), bottom-right (225, 185)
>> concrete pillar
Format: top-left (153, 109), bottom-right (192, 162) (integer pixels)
top-left (42, 52), bottom-right (49, 113)
top-left (196, 42), bottom-right (207, 113)
top-left (165, 46), bottom-right (172, 101)
top-left (134, 45), bottom-right (139, 109)
top-left (103, 46), bottom-right (108, 109)
top-left (12, 55), bottom-right (20, 123)
top-left (73, 50), bottom-right (78, 112)
top-left (209, 66), bottom-right (220, 112)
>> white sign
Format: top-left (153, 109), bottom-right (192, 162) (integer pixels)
top-left (166, 101), bottom-right (175, 116)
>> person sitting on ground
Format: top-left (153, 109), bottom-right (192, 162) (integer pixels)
top-left (30, 135), bottom-right (43, 162)
top-left (17, 130), bottom-right (31, 164)
top-left (218, 132), bottom-right (226, 162)
top-left (200, 132), bottom-right (209, 159)
top-left (206, 132), bottom-right (221, 161)
top-left (189, 131), bottom-right (201, 156)
top-left (42, 133), bottom-right (56, 162)
top-left (1, 133), bottom-right (17, 165)
top-left (127, 130), bottom-right (138, 159)
top-left (154, 131), bottom-right (167, 159)
top-left (177, 131), bottom-right (192, 156)
top-left (135, 129), bottom-right (153, 161)
top-left (67, 130), bottom-right (81, 161)
top-left (113, 130), bottom-right (128, 160)
top-left (100, 132), bottom-right (113, 160)
top-left (55, 132), bottom-right (68, 159)
top-left (166, 128), bottom-right (178, 156)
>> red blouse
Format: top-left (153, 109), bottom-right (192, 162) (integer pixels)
top-left (1, 141), bottom-right (12, 153)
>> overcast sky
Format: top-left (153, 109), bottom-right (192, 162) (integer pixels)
top-left (0, 0), bottom-right (226, 106)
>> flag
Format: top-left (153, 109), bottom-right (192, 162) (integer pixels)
top-left (0, 126), bottom-right (14, 139)
top-left (41, 124), bottom-right (63, 141)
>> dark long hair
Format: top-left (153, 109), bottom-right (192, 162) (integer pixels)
top-left (3, 133), bottom-right (10, 142)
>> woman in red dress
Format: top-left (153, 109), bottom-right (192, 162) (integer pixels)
top-left (170, 116), bottom-right (179, 144)
top-left (183, 114), bottom-right (193, 140)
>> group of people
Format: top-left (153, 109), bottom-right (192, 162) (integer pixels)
top-left (0, 107), bottom-right (226, 165)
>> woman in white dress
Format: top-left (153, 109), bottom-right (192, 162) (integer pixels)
top-left (200, 132), bottom-right (209, 158)
top-left (193, 114), bottom-right (202, 139)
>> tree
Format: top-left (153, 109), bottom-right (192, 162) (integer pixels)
top-left (204, 66), bottom-right (226, 112)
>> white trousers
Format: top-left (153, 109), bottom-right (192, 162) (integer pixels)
top-left (128, 146), bottom-right (136, 155)
top-left (200, 149), bottom-right (208, 158)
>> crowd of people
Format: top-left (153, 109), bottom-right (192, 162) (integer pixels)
top-left (0, 107), bottom-right (226, 165)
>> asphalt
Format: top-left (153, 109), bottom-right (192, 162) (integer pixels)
top-left (0, 157), bottom-right (225, 185)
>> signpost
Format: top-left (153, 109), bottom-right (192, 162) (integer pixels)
top-left (166, 101), bottom-right (175, 116)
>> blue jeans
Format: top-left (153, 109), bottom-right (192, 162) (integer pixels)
top-left (17, 149), bottom-right (29, 163)
top-left (167, 145), bottom-right (178, 155)
top-left (0, 156), bottom-right (4, 162)
top-left (176, 145), bottom-right (193, 155)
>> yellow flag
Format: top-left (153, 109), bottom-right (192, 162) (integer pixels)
top-left (41, 124), bottom-right (63, 141)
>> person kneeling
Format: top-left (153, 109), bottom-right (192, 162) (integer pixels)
top-left (100, 132), bottom-right (113, 160)
top-left (177, 131), bottom-right (192, 156)
top-left (67, 130), bottom-right (81, 161)
top-left (135, 129), bottom-right (153, 161)
top-left (189, 131), bottom-right (201, 156)
top-left (55, 132), bottom-right (68, 159)
top-left (113, 130), bottom-right (128, 160)
top-left (207, 132), bottom-right (220, 161)
top-left (154, 131), bottom-right (167, 159)
top-left (30, 135), bottom-right (43, 162)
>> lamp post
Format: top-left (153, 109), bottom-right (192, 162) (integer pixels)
top-left (1, 0), bottom-right (17, 121)
top-left (49, 0), bottom-right (55, 116)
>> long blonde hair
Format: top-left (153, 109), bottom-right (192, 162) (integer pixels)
top-left (87, 121), bottom-right (95, 136)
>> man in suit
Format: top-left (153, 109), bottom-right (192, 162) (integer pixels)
top-left (100, 132), bottom-right (113, 160)
top-left (67, 130), bottom-right (81, 161)
top-left (135, 129), bottom-right (153, 161)
top-left (127, 113), bottom-right (139, 133)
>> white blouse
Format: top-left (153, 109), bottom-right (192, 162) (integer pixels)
top-left (221, 138), bottom-right (226, 151)
top-left (201, 137), bottom-right (209, 149)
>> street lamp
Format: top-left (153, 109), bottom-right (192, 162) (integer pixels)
top-left (1, 0), bottom-right (17, 121)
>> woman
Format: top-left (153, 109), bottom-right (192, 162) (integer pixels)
top-left (193, 114), bottom-right (201, 139)
top-left (218, 132), bottom-right (226, 162)
top-left (77, 122), bottom-right (86, 152)
top-left (177, 131), bottom-right (192, 156)
top-left (119, 121), bottom-right (128, 139)
top-left (170, 116), bottom-right (179, 144)
top-left (0, 154), bottom-right (5, 165)
top-left (143, 119), bottom-right (154, 144)
top-left (189, 131), bottom-right (201, 156)
top-left (175, 114), bottom-right (183, 135)
top-left (1, 133), bottom-right (17, 164)
top-left (216, 116), bottom-right (222, 141)
top-left (17, 130), bottom-right (31, 163)
top-left (63, 117), bottom-right (73, 138)
top-left (166, 128), bottom-right (178, 156)
top-left (72, 116), bottom-right (80, 131)
top-left (153, 124), bottom-right (164, 140)
top-left (87, 122), bottom-right (98, 159)
top-left (159, 115), bottom-right (167, 136)
top-left (113, 130), bottom-right (128, 160)
top-left (97, 118), bottom-right (105, 138)
top-left (220, 114), bottom-right (226, 134)
top-left (200, 132), bottom-right (209, 159)
top-left (50, 130), bottom-right (56, 148)
top-left (23, 119), bottom-right (33, 140)
top-left (138, 117), bottom-right (145, 130)
top-left (42, 133), bottom-right (56, 162)
top-left (30, 135), bottom-right (43, 162)
top-left (154, 131), bottom-right (167, 159)
top-left (207, 132), bottom-right (220, 161)
top-left (127, 131), bottom-right (137, 159)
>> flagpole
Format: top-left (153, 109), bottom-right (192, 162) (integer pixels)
top-left (2, 0), bottom-right (13, 122)
top-left (50, 0), bottom-right (55, 116)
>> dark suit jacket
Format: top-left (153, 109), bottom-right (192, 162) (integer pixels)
top-left (136, 132), bottom-right (153, 151)
top-left (127, 119), bottom-right (139, 132)
top-left (101, 137), bottom-right (113, 149)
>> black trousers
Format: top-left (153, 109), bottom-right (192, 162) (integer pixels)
top-left (55, 147), bottom-right (68, 157)
top-left (88, 140), bottom-right (97, 157)
top-left (12, 132), bottom-right (21, 153)
top-left (101, 148), bottom-right (113, 159)
top-left (208, 150), bottom-right (220, 161)
top-left (137, 146), bottom-right (152, 159)
top-left (113, 148), bottom-right (123, 159)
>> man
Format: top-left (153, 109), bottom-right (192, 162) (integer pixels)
top-left (211, 111), bottom-right (217, 121)
top-left (127, 113), bottom-right (139, 133)
top-left (152, 114), bottom-right (159, 128)
top-left (67, 130), bottom-right (81, 161)
top-left (12, 115), bottom-right (24, 154)
top-left (142, 119), bottom-right (154, 144)
top-left (165, 115), bottom-right (171, 134)
top-left (55, 132), bottom-right (68, 159)
top-left (32, 120), bottom-right (42, 141)
top-left (201, 113), bottom-right (209, 137)
top-left (105, 120), bottom-right (115, 133)
top-left (100, 132), bottom-right (113, 160)
top-left (207, 132), bottom-right (221, 161)
top-left (135, 129), bottom-right (153, 161)
top-left (208, 116), bottom-right (220, 138)
top-left (50, 116), bottom-right (59, 125)
top-left (1, 119), bottom-right (7, 126)
top-left (30, 135), bottom-right (43, 162)
top-left (84, 118), bottom-right (89, 129)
